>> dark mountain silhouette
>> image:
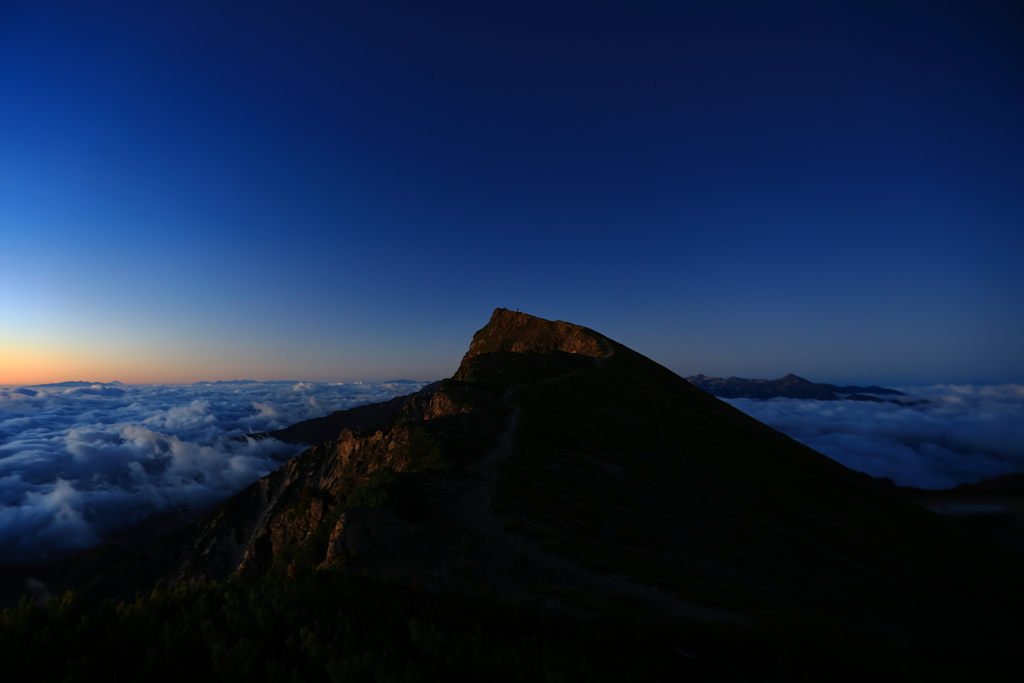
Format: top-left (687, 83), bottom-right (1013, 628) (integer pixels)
top-left (5, 309), bottom-right (1021, 677)
top-left (687, 372), bottom-right (903, 400)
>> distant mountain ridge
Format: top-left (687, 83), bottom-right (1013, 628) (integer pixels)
top-left (687, 372), bottom-right (903, 401)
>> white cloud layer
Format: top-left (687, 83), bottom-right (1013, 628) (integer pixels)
top-left (4, 380), bottom-right (1018, 563)
top-left (0, 380), bottom-right (429, 564)
top-left (722, 384), bottom-right (1024, 490)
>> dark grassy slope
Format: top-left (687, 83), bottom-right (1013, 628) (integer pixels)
top-left (5, 567), bottom-right (979, 683)
top-left (470, 313), bottom-right (1022, 647)
top-left (895, 473), bottom-right (1024, 559)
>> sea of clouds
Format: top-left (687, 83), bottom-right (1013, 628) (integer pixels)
top-left (0, 380), bottom-right (429, 564)
top-left (722, 384), bottom-right (1024, 490)
top-left (3, 379), bottom-right (1021, 565)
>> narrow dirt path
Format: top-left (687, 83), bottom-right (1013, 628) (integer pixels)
top-left (351, 334), bottom-right (740, 624)
top-left (432, 336), bottom-right (742, 624)
top-left (461, 331), bottom-right (615, 530)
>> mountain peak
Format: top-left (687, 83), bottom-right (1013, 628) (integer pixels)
top-left (459, 308), bottom-right (606, 365)
top-left (37, 310), bottom-right (1016, 673)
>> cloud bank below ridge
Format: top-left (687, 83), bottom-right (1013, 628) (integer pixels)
top-left (722, 384), bottom-right (1024, 489)
top-left (0, 380), bottom-right (428, 564)
top-left (4, 379), bottom-right (1021, 564)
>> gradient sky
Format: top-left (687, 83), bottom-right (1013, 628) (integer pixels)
top-left (2, 0), bottom-right (1022, 386)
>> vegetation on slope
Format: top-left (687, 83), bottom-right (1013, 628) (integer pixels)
top-left (3, 568), bottom-right (1010, 682)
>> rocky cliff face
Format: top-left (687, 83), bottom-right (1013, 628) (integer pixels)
top-left (458, 309), bottom-right (605, 362)
top-left (84, 307), bottom-right (1023, 651)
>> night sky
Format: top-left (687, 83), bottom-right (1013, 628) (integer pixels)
top-left (2, 0), bottom-right (1022, 386)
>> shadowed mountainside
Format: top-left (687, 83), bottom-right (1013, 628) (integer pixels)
top-left (892, 473), bottom-right (1024, 559)
top-left (21, 308), bottom-right (1023, 671)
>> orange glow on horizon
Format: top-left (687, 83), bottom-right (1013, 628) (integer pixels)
top-left (0, 340), bottom-right (253, 385)
top-left (1, 342), bottom-right (167, 385)
top-left (0, 342), bottom-right (421, 386)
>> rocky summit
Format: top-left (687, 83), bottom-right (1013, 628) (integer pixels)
top-left (8, 309), bottom-right (1023, 679)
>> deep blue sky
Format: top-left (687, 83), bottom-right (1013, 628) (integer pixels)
top-left (2, 0), bottom-right (1022, 385)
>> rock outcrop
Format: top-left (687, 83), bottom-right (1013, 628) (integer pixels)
top-left (458, 308), bottom-right (605, 363)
